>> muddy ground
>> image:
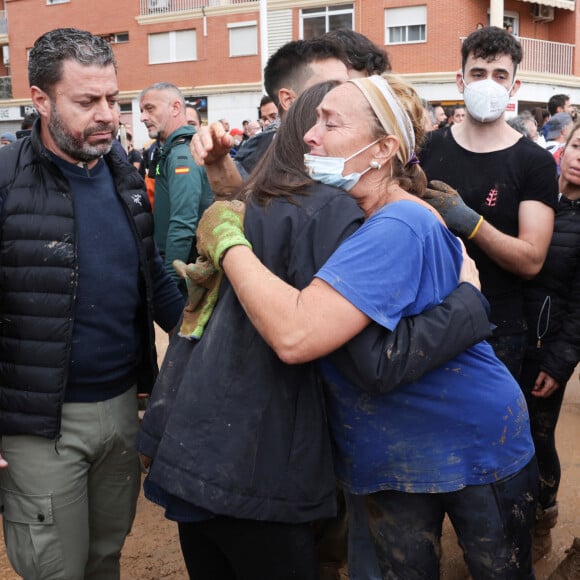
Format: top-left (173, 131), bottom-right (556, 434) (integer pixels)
top-left (1, 330), bottom-right (579, 579)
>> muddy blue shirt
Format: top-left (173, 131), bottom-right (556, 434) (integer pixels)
top-left (316, 201), bottom-right (534, 494)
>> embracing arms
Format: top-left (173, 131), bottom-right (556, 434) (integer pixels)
top-left (199, 202), bottom-right (492, 392)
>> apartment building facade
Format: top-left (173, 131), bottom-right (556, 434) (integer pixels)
top-left (0, 0), bottom-right (578, 147)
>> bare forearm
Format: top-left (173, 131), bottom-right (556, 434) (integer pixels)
top-left (205, 156), bottom-right (243, 197)
top-left (472, 221), bottom-right (548, 279)
top-left (471, 201), bottom-right (554, 279)
top-left (222, 246), bottom-right (368, 363)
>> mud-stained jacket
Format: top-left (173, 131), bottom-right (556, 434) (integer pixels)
top-left (524, 194), bottom-right (580, 384)
top-left (137, 183), bottom-right (493, 524)
top-left (0, 123), bottom-right (184, 440)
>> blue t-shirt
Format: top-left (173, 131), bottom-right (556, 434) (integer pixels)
top-left (316, 200), bottom-right (534, 494)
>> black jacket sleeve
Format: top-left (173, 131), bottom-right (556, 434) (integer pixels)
top-left (540, 261), bottom-right (580, 385)
top-left (328, 283), bottom-right (493, 393)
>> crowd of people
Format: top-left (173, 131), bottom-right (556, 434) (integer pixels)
top-left (1, 23), bottom-right (580, 580)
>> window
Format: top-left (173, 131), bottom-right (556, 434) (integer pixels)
top-left (112, 32), bottom-right (129, 43)
top-left (229, 21), bottom-right (258, 57)
top-left (501, 11), bottom-right (519, 36)
top-left (385, 6), bottom-right (426, 45)
top-left (47, 0), bottom-right (70, 4)
top-left (301, 4), bottom-right (354, 40)
top-left (149, 30), bottom-right (197, 64)
top-left (101, 32), bottom-right (130, 44)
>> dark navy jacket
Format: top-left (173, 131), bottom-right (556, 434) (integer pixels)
top-left (234, 125), bottom-right (277, 179)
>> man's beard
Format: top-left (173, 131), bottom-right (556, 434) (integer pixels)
top-left (49, 103), bottom-right (116, 163)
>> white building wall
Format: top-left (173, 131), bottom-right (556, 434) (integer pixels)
top-left (206, 90), bottom-right (263, 129)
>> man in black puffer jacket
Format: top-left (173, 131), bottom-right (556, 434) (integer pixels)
top-left (0, 28), bottom-right (184, 580)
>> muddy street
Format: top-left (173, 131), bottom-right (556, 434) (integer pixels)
top-left (2, 342), bottom-right (579, 579)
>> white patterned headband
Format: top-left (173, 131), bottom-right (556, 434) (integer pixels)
top-left (348, 75), bottom-right (416, 166)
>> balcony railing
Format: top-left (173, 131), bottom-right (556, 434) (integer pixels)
top-left (0, 76), bottom-right (12, 99)
top-left (518, 36), bottom-right (574, 76)
top-left (461, 36), bottom-right (574, 77)
top-left (0, 11), bottom-right (7, 35)
top-left (140, 0), bottom-right (255, 16)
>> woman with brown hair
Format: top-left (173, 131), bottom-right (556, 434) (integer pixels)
top-left (137, 79), bottom-right (491, 580)
top-left (196, 74), bottom-right (538, 579)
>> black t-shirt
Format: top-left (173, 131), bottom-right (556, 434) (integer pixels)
top-left (420, 127), bottom-right (558, 334)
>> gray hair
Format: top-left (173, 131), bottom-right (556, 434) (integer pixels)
top-left (140, 82), bottom-right (186, 109)
top-left (507, 115), bottom-right (531, 139)
top-left (28, 28), bottom-right (116, 95)
top-left (422, 99), bottom-right (437, 126)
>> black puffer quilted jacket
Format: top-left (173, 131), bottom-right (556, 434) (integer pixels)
top-left (523, 194), bottom-right (580, 384)
top-left (0, 123), bottom-right (183, 439)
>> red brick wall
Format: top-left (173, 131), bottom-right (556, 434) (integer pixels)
top-left (6, 0), bottom-right (262, 98)
top-left (4, 0), bottom-right (580, 100)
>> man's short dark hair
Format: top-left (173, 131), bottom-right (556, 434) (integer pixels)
top-left (264, 38), bottom-right (343, 108)
top-left (259, 95), bottom-right (274, 109)
top-left (461, 26), bottom-right (522, 76)
top-left (547, 94), bottom-right (569, 115)
top-left (28, 28), bottom-right (116, 96)
top-left (258, 95), bottom-right (275, 116)
top-left (185, 102), bottom-right (202, 126)
top-left (323, 29), bottom-right (391, 76)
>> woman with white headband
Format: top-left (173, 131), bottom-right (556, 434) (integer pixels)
top-left (137, 80), bottom-right (493, 580)
top-left (194, 74), bottom-right (538, 579)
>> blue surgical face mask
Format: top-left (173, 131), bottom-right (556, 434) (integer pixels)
top-left (304, 138), bottom-right (381, 191)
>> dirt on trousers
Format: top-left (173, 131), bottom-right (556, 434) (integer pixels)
top-left (1, 331), bottom-right (580, 579)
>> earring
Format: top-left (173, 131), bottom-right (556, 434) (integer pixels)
top-left (370, 160), bottom-right (382, 170)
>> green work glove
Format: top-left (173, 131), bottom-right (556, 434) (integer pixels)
top-left (173, 258), bottom-right (224, 340)
top-left (196, 200), bottom-right (252, 270)
top-left (423, 180), bottom-right (484, 240)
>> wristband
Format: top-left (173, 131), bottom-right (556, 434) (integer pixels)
top-left (467, 215), bottom-right (484, 240)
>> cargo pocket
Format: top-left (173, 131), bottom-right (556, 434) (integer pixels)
top-left (0, 487), bottom-right (66, 579)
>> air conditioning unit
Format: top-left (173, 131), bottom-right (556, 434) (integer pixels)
top-left (532, 4), bottom-right (555, 22)
top-left (2, 45), bottom-right (9, 67)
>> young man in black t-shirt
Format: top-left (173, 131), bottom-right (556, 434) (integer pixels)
top-left (420, 26), bottom-right (558, 379)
